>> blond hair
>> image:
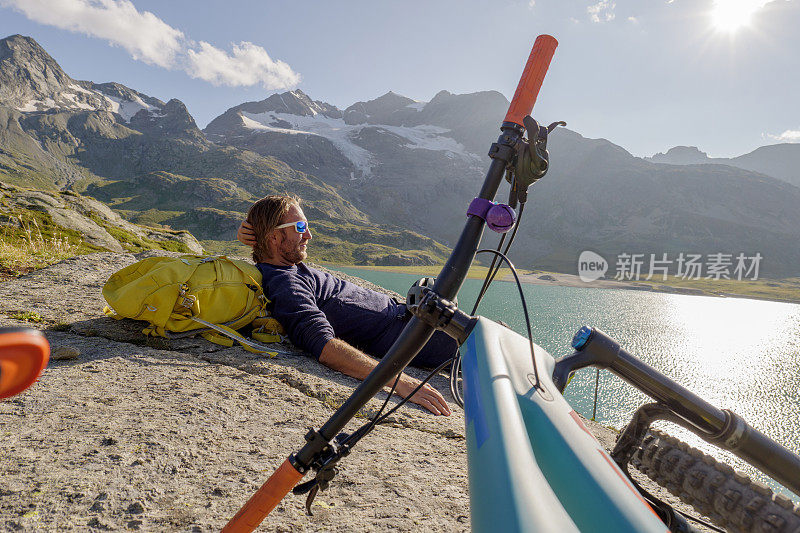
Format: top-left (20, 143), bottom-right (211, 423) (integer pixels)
top-left (246, 195), bottom-right (300, 262)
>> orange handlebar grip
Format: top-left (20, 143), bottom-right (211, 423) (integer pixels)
top-left (503, 34), bottom-right (558, 127)
top-left (222, 458), bottom-right (304, 533)
top-left (0, 329), bottom-right (50, 399)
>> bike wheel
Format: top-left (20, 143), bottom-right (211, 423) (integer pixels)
top-left (631, 429), bottom-right (800, 533)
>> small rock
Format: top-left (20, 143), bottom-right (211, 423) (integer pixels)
top-left (100, 437), bottom-right (117, 446)
top-left (87, 517), bottom-right (112, 530)
top-left (89, 501), bottom-right (105, 512)
top-left (52, 346), bottom-right (80, 361)
top-left (126, 501), bottom-right (144, 514)
top-left (211, 488), bottom-right (226, 497)
top-left (126, 520), bottom-right (142, 530)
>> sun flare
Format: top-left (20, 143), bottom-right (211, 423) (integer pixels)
top-left (711, 0), bottom-right (764, 32)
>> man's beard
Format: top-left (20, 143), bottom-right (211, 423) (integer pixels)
top-left (279, 240), bottom-right (306, 264)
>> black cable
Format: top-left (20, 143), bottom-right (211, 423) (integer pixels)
top-left (472, 203), bottom-right (526, 314)
top-left (472, 233), bottom-right (507, 315)
top-left (349, 201), bottom-right (535, 441)
top-left (480, 202), bottom-right (525, 303)
top-left (341, 373), bottom-right (402, 448)
top-left (374, 356), bottom-right (455, 424)
top-left (472, 171), bottom-right (518, 313)
top-left (474, 249), bottom-right (540, 388)
top-left (454, 202), bottom-right (527, 408)
top-left (449, 350), bottom-right (464, 408)
top-left (374, 372), bottom-right (402, 424)
top-left (341, 355), bottom-right (456, 449)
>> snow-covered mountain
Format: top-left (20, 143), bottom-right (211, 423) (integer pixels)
top-left (0, 34), bottom-right (210, 190)
top-left (204, 89), bottom-right (508, 243)
top-left (0, 34), bottom-right (165, 122)
top-left (0, 34), bottom-right (451, 265)
top-left (206, 89), bottom-right (800, 276)
top-left (5, 33), bottom-right (800, 275)
top-left (206, 89), bottom-right (483, 181)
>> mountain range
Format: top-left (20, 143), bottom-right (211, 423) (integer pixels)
top-left (0, 34), bottom-right (449, 266)
top-left (647, 145), bottom-right (800, 189)
top-left (2, 34), bottom-right (799, 276)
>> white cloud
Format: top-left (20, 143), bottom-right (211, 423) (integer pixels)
top-left (587, 0), bottom-right (616, 23)
top-left (627, 16), bottom-right (639, 23)
top-left (767, 129), bottom-right (800, 142)
top-left (186, 41), bottom-right (300, 89)
top-left (1, 0), bottom-right (183, 67)
top-left (0, 0), bottom-right (300, 89)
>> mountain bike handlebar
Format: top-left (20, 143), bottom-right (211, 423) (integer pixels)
top-left (553, 326), bottom-right (800, 497)
top-left (223, 35), bottom-right (559, 532)
top-left (504, 35), bottom-right (558, 127)
top-left (222, 458), bottom-right (304, 533)
top-left (0, 327), bottom-right (50, 399)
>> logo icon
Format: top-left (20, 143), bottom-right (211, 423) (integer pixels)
top-left (578, 251), bottom-right (608, 282)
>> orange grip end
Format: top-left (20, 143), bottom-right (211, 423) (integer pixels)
top-left (0, 330), bottom-right (50, 399)
top-left (504, 34), bottom-right (559, 127)
top-left (222, 458), bottom-right (304, 533)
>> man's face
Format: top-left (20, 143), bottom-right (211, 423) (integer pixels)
top-left (273, 204), bottom-right (312, 265)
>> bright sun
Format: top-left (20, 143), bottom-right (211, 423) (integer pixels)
top-left (711, 0), bottom-right (763, 32)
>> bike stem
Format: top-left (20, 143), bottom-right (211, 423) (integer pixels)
top-left (293, 123), bottom-right (524, 470)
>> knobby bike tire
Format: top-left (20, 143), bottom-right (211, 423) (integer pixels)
top-left (631, 429), bottom-right (800, 533)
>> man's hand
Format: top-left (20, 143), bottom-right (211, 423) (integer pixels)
top-left (320, 338), bottom-right (451, 416)
top-left (395, 374), bottom-right (451, 416)
top-left (237, 220), bottom-right (256, 247)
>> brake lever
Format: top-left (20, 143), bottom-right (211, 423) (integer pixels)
top-left (511, 115), bottom-right (565, 203)
top-left (293, 463), bottom-right (339, 515)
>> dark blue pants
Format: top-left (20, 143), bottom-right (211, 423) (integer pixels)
top-left (368, 304), bottom-right (459, 369)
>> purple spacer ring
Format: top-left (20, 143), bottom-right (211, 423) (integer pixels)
top-left (466, 198), bottom-right (516, 233)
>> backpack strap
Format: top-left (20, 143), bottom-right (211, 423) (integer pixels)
top-left (219, 256), bottom-right (270, 307)
top-left (189, 316), bottom-right (291, 357)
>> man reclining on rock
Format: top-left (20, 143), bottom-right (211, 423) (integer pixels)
top-left (237, 195), bottom-right (456, 416)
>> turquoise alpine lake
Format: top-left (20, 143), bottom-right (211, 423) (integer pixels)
top-left (333, 266), bottom-right (800, 499)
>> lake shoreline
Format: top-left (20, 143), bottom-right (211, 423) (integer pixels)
top-left (323, 263), bottom-right (800, 305)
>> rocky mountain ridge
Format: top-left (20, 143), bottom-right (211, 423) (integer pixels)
top-left (3, 33), bottom-right (800, 275)
top-left (0, 34), bottom-right (449, 266)
top-left (1, 34), bottom-right (166, 124)
top-left (1, 180), bottom-right (202, 255)
top-left (648, 143), bottom-right (800, 188)
top-left (205, 88), bottom-right (800, 277)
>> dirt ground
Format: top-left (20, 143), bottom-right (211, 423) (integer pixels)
top-left (0, 252), bottom-right (711, 531)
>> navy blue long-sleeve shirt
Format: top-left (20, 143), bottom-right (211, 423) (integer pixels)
top-left (256, 262), bottom-right (457, 367)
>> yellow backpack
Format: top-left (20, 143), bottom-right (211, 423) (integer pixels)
top-left (102, 255), bottom-right (286, 356)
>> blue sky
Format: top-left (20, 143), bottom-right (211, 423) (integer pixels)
top-left (1, 0), bottom-right (798, 158)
